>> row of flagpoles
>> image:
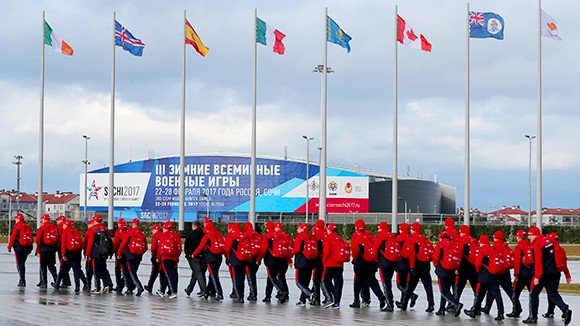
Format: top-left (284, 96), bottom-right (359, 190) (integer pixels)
top-left (37, 1), bottom-right (560, 230)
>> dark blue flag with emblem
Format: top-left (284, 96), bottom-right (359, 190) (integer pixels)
top-left (327, 16), bottom-right (352, 52)
top-left (469, 12), bottom-right (504, 40)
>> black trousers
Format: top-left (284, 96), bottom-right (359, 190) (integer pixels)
top-left (323, 267), bottom-right (344, 305)
top-left (92, 258), bottom-right (112, 291)
top-left (512, 275), bottom-right (532, 313)
top-left (58, 255), bottom-right (71, 286)
top-left (246, 261), bottom-right (259, 297)
top-left (124, 259), bottom-right (143, 291)
top-left (161, 259), bottom-right (178, 295)
top-left (396, 269), bottom-right (410, 301)
top-left (353, 263), bottom-right (384, 302)
top-left (379, 265), bottom-right (396, 303)
top-left (205, 261), bottom-right (223, 296)
top-left (474, 283), bottom-right (504, 314)
top-left (186, 257), bottom-right (207, 294)
top-left (529, 274), bottom-right (568, 319)
top-left (39, 251), bottom-right (58, 284)
top-left (265, 264), bottom-right (288, 297)
top-left (231, 263), bottom-right (247, 299)
top-left (115, 257), bottom-right (126, 290)
top-left (438, 274), bottom-right (460, 310)
top-left (295, 267), bottom-right (313, 302)
top-left (312, 259), bottom-right (327, 301)
top-left (85, 257), bottom-right (93, 289)
top-left (484, 271), bottom-right (514, 311)
top-left (57, 254), bottom-right (87, 289)
top-left (14, 250), bottom-right (29, 283)
top-left (407, 269), bottom-right (435, 305)
top-left (456, 264), bottom-right (478, 301)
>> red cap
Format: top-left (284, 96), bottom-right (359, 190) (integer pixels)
top-left (493, 230), bottom-right (505, 240)
top-left (378, 221), bottom-right (389, 231)
top-left (117, 218), bottom-right (126, 225)
top-left (479, 235), bottom-right (490, 245)
top-left (315, 219), bottom-right (325, 229)
top-left (528, 226), bottom-right (541, 237)
top-left (399, 223), bottom-right (409, 232)
top-left (265, 221), bottom-right (274, 231)
top-left (203, 218), bottom-right (212, 224)
top-left (150, 224), bottom-right (161, 231)
top-left (411, 222), bottom-right (421, 232)
top-left (56, 215), bottom-right (66, 222)
top-left (326, 223), bottom-right (337, 231)
top-left (297, 223), bottom-right (309, 231)
top-left (516, 230), bottom-right (526, 238)
top-left (132, 218), bottom-right (140, 224)
top-left (41, 214), bottom-right (51, 221)
top-left (549, 232), bottom-right (558, 241)
top-left (162, 221), bottom-right (173, 230)
top-left (93, 215), bottom-right (103, 223)
top-left (354, 219), bottom-right (365, 231)
top-left (439, 231), bottom-right (448, 238)
top-left (275, 222), bottom-right (283, 229)
top-left (459, 225), bottom-right (470, 234)
top-left (230, 223), bottom-right (241, 231)
top-left (244, 222), bottom-right (254, 231)
top-left (444, 217), bottom-right (455, 228)
top-left (14, 214), bottom-right (25, 221)
top-left (64, 220), bottom-right (74, 227)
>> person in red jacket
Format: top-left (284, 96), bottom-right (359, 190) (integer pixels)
top-left (432, 231), bottom-right (463, 317)
top-left (157, 221), bottom-right (181, 298)
top-left (373, 221), bottom-right (399, 311)
top-left (481, 230), bottom-right (514, 316)
top-left (82, 219), bottom-right (95, 292)
top-left (225, 223), bottom-right (250, 303)
top-left (455, 225), bottom-right (479, 304)
top-left (55, 215), bottom-right (71, 288)
top-left (112, 218), bottom-right (128, 293)
top-left (85, 215), bottom-right (114, 294)
top-left (144, 224), bottom-right (164, 294)
top-left (464, 235), bottom-right (504, 321)
top-left (394, 223), bottom-right (417, 309)
top-left (322, 223), bottom-right (347, 309)
top-left (508, 229), bottom-right (533, 318)
top-left (257, 222), bottom-right (291, 303)
top-left (244, 221), bottom-right (261, 301)
top-left (543, 232), bottom-right (572, 319)
top-left (192, 219), bottom-right (224, 301)
top-left (53, 220), bottom-right (87, 292)
top-left (118, 218), bottom-right (147, 296)
top-left (401, 222), bottom-right (435, 312)
top-left (310, 219), bottom-right (327, 305)
top-left (7, 214), bottom-right (33, 287)
top-left (293, 223), bottom-right (316, 306)
top-left (36, 214), bottom-right (59, 288)
top-left (349, 219), bottom-right (386, 310)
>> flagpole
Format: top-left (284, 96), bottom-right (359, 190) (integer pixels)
top-left (319, 7), bottom-right (328, 222)
top-left (108, 11), bottom-right (116, 230)
top-left (38, 10), bottom-right (45, 228)
top-left (464, 2), bottom-right (471, 226)
top-left (179, 10), bottom-right (186, 231)
top-left (536, 0), bottom-right (543, 230)
top-left (391, 6), bottom-right (398, 233)
top-left (249, 8), bottom-right (258, 227)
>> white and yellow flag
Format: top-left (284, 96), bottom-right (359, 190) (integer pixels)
top-left (541, 9), bottom-right (562, 40)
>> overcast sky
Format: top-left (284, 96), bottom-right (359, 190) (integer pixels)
top-left (0, 0), bottom-right (578, 212)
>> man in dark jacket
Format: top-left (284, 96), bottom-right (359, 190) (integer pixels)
top-left (184, 221), bottom-right (207, 297)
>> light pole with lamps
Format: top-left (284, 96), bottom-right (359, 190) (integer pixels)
top-left (12, 155), bottom-right (23, 213)
top-left (202, 193), bottom-right (210, 219)
top-left (398, 196), bottom-right (408, 223)
top-left (525, 135), bottom-right (536, 227)
top-left (302, 135), bottom-right (313, 223)
top-left (82, 135), bottom-right (91, 221)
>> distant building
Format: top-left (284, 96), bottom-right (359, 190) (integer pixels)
top-left (34, 191), bottom-right (80, 220)
top-left (1, 190), bottom-right (80, 220)
top-left (488, 206), bottom-right (528, 224)
top-left (531, 208), bottom-right (580, 226)
top-left (0, 189), bottom-right (38, 218)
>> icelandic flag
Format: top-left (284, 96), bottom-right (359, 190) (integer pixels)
top-left (469, 12), bottom-right (504, 40)
top-left (115, 21), bottom-right (145, 56)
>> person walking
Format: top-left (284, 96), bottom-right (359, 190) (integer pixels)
top-left (310, 219), bottom-right (328, 306)
top-left (118, 218), bottom-right (147, 296)
top-left (322, 223), bottom-right (350, 309)
top-left (394, 223), bottom-right (417, 309)
top-left (35, 214), bottom-right (59, 289)
top-left (112, 218), bottom-right (128, 294)
top-left (401, 222), bottom-right (435, 312)
top-left (184, 220), bottom-right (207, 297)
top-left (432, 231), bottom-right (463, 317)
top-left (455, 225), bottom-right (479, 303)
top-left (55, 215), bottom-right (71, 288)
top-left (144, 224), bottom-right (164, 294)
top-left (507, 229), bottom-right (534, 318)
top-left (192, 219), bottom-right (225, 301)
top-left (7, 214), bottom-right (34, 287)
top-left (373, 221), bottom-right (399, 311)
top-left (243, 221), bottom-right (261, 301)
top-left (85, 215), bottom-right (114, 294)
top-left (53, 220), bottom-right (87, 292)
top-left (225, 223), bottom-right (252, 303)
top-left (542, 232), bottom-right (572, 320)
top-left (157, 221), bottom-right (182, 298)
top-left (293, 223), bottom-right (317, 306)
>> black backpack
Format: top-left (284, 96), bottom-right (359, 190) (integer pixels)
top-left (92, 229), bottom-right (113, 259)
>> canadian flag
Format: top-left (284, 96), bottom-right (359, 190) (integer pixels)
top-left (397, 15), bottom-right (432, 52)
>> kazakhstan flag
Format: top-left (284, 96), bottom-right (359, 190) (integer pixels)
top-left (327, 16), bottom-right (352, 52)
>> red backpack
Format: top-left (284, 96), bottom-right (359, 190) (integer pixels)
top-left (521, 242), bottom-right (535, 266)
top-left (208, 232), bottom-right (226, 255)
top-left (249, 233), bottom-right (262, 257)
top-left (486, 246), bottom-right (507, 275)
top-left (271, 233), bottom-right (294, 259)
top-left (440, 241), bottom-right (462, 270)
top-left (503, 245), bottom-right (515, 269)
top-left (464, 237), bottom-right (479, 265)
top-left (302, 236), bottom-right (319, 260)
top-left (159, 235), bottom-right (179, 256)
top-left (128, 231), bottom-right (148, 255)
top-left (416, 237), bottom-right (434, 263)
top-left (382, 234), bottom-right (402, 262)
top-left (234, 235), bottom-right (253, 261)
top-left (43, 225), bottom-right (59, 246)
top-left (66, 229), bottom-right (83, 252)
top-left (332, 237), bottom-right (352, 263)
top-left (18, 224), bottom-right (34, 247)
top-left (361, 233), bottom-right (378, 262)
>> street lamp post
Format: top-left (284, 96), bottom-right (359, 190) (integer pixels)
top-left (202, 193), bottom-right (210, 219)
top-left (303, 135), bottom-right (314, 223)
top-left (525, 135), bottom-right (536, 227)
top-left (398, 196), bottom-right (408, 223)
top-left (12, 155), bottom-right (23, 213)
top-left (82, 135), bottom-right (91, 221)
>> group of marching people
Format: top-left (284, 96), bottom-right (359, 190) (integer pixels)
top-left (7, 214), bottom-right (573, 325)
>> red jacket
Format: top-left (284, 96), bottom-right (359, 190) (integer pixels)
top-left (113, 227), bottom-right (128, 255)
top-left (553, 241), bottom-right (571, 279)
top-left (35, 221), bottom-right (57, 254)
top-left (118, 226), bottom-right (145, 257)
top-left (225, 230), bottom-right (243, 261)
top-left (191, 227), bottom-right (221, 258)
top-left (514, 239), bottom-right (531, 276)
top-left (256, 229), bottom-right (277, 262)
top-left (84, 223), bottom-right (106, 258)
top-left (293, 231), bottom-right (311, 255)
top-left (7, 221), bottom-right (31, 251)
top-left (404, 232), bottom-right (432, 269)
top-left (474, 243), bottom-right (492, 273)
top-left (150, 231), bottom-right (162, 258)
top-left (158, 230), bottom-right (182, 262)
top-left (351, 230), bottom-right (373, 263)
top-left (322, 232), bottom-right (344, 268)
top-left (433, 237), bottom-right (463, 268)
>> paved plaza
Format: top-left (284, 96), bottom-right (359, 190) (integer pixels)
top-left (0, 246), bottom-right (577, 326)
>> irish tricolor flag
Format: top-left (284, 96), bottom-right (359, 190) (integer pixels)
top-left (256, 17), bottom-right (285, 55)
top-left (44, 20), bottom-right (74, 56)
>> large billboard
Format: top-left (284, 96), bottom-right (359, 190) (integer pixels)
top-left (80, 155), bottom-right (368, 221)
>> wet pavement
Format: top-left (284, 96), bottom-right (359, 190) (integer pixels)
top-left (0, 246), bottom-right (577, 326)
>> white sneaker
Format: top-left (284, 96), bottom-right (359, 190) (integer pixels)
top-left (169, 293), bottom-right (177, 299)
top-left (156, 290), bottom-right (165, 297)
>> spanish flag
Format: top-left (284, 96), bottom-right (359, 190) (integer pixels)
top-left (185, 19), bottom-right (209, 57)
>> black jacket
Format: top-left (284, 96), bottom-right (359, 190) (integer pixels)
top-left (184, 228), bottom-right (204, 258)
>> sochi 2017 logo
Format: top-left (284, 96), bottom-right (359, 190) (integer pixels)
top-left (87, 180), bottom-right (102, 200)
